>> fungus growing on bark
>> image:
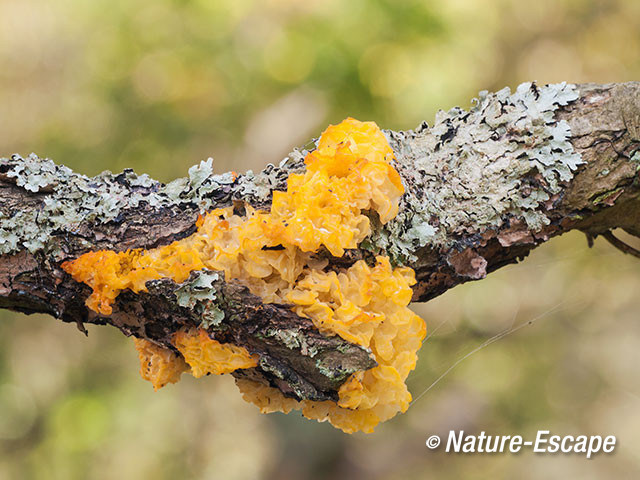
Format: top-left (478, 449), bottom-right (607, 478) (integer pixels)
top-left (173, 328), bottom-right (259, 378)
top-left (62, 118), bottom-right (427, 433)
top-left (133, 337), bottom-right (189, 391)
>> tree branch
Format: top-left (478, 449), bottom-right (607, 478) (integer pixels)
top-left (1, 81), bottom-right (639, 403)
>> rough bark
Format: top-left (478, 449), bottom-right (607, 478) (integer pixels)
top-left (1, 81), bottom-right (639, 401)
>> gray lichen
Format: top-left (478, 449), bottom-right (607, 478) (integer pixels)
top-left (631, 151), bottom-right (640, 171)
top-left (314, 360), bottom-right (352, 382)
top-left (0, 148), bottom-right (306, 256)
top-left (374, 82), bottom-right (583, 264)
top-left (264, 327), bottom-right (319, 357)
top-left (175, 270), bottom-right (225, 329)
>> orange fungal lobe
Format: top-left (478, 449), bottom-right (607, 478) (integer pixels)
top-left (62, 118), bottom-right (426, 433)
top-left (133, 337), bottom-right (189, 391)
top-left (172, 328), bottom-right (259, 377)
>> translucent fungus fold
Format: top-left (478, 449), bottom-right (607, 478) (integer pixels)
top-left (62, 117), bottom-right (426, 433)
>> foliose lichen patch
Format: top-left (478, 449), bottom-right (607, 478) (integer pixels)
top-left (0, 150), bottom-right (306, 256)
top-left (174, 270), bottom-right (225, 329)
top-left (373, 82), bottom-right (583, 264)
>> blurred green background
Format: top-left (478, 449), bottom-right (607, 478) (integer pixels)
top-left (1, 0), bottom-right (639, 478)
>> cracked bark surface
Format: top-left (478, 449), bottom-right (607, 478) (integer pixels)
top-left (1, 82), bottom-right (639, 401)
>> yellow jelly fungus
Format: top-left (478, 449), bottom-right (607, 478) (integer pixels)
top-left (62, 118), bottom-right (426, 433)
top-left (236, 256), bottom-right (426, 434)
top-left (172, 328), bottom-right (259, 377)
top-left (133, 337), bottom-right (189, 391)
